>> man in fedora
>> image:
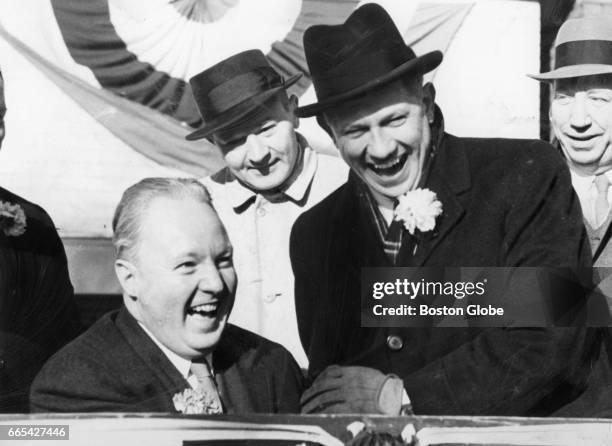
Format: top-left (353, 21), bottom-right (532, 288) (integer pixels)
top-left (528, 17), bottom-right (612, 417)
top-left (530, 18), bottom-right (612, 268)
top-left (291, 4), bottom-right (599, 416)
top-left (186, 50), bottom-right (347, 368)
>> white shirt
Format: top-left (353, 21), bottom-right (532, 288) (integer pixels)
top-left (570, 169), bottom-right (612, 228)
top-left (203, 139), bottom-right (348, 368)
top-left (138, 322), bottom-right (213, 390)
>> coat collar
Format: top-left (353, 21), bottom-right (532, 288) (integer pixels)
top-left (336, 131), bottom-right (472, 267)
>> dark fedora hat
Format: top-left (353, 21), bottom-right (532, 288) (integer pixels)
top-left (186, 49), bottom-right (301, 141)
top-left (528, 17), bottom-right (612, 81)
top-left (298, 3), bottom-right (443, 118)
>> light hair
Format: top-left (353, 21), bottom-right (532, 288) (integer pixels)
top-left (112, 177), bottom-right (212, 261)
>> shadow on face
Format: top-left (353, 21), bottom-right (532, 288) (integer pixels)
top-left (210, 93), bottom-right (301, 192)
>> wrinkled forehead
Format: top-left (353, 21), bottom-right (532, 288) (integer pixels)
top-left (554, 74), bottom-right (612, 93)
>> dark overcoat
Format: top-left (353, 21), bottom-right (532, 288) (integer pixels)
top-left (290, 133), bottom-right (607, 416)
top-left (0, 186), bottom-right (81, 412)
top-left (30, 307), bottom-right (303, 413)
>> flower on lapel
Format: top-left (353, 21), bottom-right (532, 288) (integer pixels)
top-left (394, 188), bottom-right (442, 235)
top-left (0, 201), bottom-right (26, 237)
top-left (172, 388), bottom-right (222, 414)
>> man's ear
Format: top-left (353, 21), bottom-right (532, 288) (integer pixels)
top-left (423, 82), bottom-right (436, 123)
top-left (115, 259), bottom-right (139, 300)
top-left (288, 94), bottom-right (300, 128)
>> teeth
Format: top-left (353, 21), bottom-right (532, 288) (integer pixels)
top-left (190, 303), bottom-right (218, 313)
top-left (373, 158), bottom-right (401, 170)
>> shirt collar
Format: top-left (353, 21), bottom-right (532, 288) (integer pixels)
top-left (224, 133), bottom-right (317, 210)
top-left (138, 322), bottom-right (213, 378)
top-left (570, 168), bottom-right (612, 193)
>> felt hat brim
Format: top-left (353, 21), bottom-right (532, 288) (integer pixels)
top-left (186, 73), bottom-right (302, 141)
top-left (528, 64), bottom-right (612, 81)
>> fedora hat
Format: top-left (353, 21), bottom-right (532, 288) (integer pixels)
top-left (529, 17), bottom-right (612, 81)
top-left (298, 3), bottom-right (442, 118)
top-left (186, 49), bottom-right (301, 140)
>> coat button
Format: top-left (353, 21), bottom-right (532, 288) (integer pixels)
top-left (0, 359), bottom-right (4, 370)
top-left (387, 335), bottom-right (404, 351)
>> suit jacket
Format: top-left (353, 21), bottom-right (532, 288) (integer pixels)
top-left (0, 187), bottom-right (81, 413)
top-left (30, 306), bottom-right (303, 413)
top-left (290, 132), bottom-right (602, 416)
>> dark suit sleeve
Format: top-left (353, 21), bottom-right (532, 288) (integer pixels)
top-left (271, 347), bottom-right (305, 413)
top-left (404, 142), bottom-right (594, 415)
top-left (0, 202), bottom-right (81, 412)
top-left (30, 347), bottom-right (134, 413)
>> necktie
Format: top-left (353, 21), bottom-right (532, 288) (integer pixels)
top-left (594, 174), bottom-right (611, 228)
top-left (190, 359), bottom-right (223, 414)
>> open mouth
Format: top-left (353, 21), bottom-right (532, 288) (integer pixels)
top-left (187, 302), bottom-right (219, 318)
top-left (367, 152), bottom-right (409, 177)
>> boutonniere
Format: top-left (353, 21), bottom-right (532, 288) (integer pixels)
top-left (394, 188), bottom-right (443, 235)
top-left (172, 388), bottom-right (222, 414)
top-left (0, 201), bottom-right (26, 237)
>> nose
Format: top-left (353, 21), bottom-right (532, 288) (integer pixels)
top-left (367, 127), bottom-right (396, 161)
top-left (245, 133), bottom-right (270, 165)
top-left (569, 94), bottom-right (592, 131)
top-left (197, 261), bottom-right (225, 296)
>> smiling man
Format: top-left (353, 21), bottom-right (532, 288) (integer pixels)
top-left (187, 50), bottom-right (347, 368)
top-left (530, 18), bottom-right (612, 266)
top-left (290, 4), bottom-right (597, 416)
top-left (30, 178), bottom-right (303, 413)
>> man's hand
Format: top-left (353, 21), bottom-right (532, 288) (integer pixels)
top-left (300, 365), bottom-right (404, 414)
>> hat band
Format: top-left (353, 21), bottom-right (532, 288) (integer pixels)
top-left (556, 39), bottom-right (612, 69)
top-left (205, 67), bottom-right (282, 116)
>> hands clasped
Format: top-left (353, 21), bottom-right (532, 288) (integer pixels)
top-left (300, 365), bottom-right (404, 414)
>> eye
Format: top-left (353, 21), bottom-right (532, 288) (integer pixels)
top-left (343, 127), bottom-right (366, 139)
top-left (175, 261), bottom-right (197, 273)
top-left (588, 92), bottom-right (612, 104)
top-left (386, 115), bottom-right (407, 127)
top-left (554, 93), bottom-right (572, 105)
top-left (258, 122), bottom-right (277, 136)
top-left (216, 253), bottom-right (233, 268)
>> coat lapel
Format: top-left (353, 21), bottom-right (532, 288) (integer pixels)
top-left (213, 327), bottom-right (260, 414)
top-left (116, 307), bottom-right (189, 410)
top-left (408, 134), bottom-right (470, 266)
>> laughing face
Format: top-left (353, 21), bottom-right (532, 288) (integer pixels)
top-left (325, 79), bottom-right (434, 206)
top-left (551, 74), bottom-right (612, 175)
top-left (122, 195), bottom-right (236, 360)
top-left (212, 93), bottom-right (300, 192)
